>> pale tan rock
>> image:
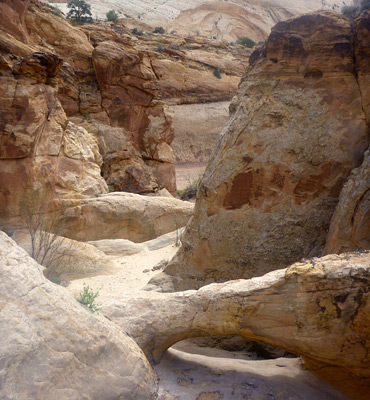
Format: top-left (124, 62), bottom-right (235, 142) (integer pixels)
top-left (60, 192), bottom-right (194, 242)
top-left (325, 149), bottom-right (370, 254)
top-left (158, 11), bottom-right (370, 290)
top-left (104, 251), bottom-right (370, 400)
top-left (11, 229), bottom-right (115, 280)
top-left (171, 101), bottom-right (230, 163)
top-left (0, 231), bottom-right (157, 400)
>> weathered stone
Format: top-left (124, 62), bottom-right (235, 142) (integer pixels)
top-left (325, 149), bottom-right (370, 254)
top-left (104, 251), bottom-right (370, 400)
top-left (0, 231), bottom-right (157, 399)
top-left (60, 192), bottom-right (194, 243)
top-left (11, 229), bottom-right (115, 280)
top-left (158, 11), bottom-right (370, 290)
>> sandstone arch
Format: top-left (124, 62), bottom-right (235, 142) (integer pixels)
top-left (104, 251), bottom-right (370, 400)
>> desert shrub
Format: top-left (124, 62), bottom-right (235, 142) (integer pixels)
top-left (361, 0), bottom-right (370, 10)
top-left (106, 9), bottom-right (119, 23)
top-left (153, 26), bottom-right (165, 34)
top-left (67, 0), bottom-right (92, 22)
top-left (237, 37), bottom-right (256, 48)
top-left (341, 5), bottom-right (360, 17)
top-left (169, 43), bottom-right (180, 50)
top-left (177, 179), bottom-right (199, 201)
top-left (131, 27), bottom-right (144, 36)
top-left (19, 188), bottom-right (73, 276)
top-left (53, 7), bottom-right (63, 16)
top-left (213, 67), bottom-right (222, 79)
top-left (77, 284), bottom-right (102, 313)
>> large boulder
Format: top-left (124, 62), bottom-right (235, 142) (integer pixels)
top-left (104, 251), bottom-right (370, 400)
top-left (155, 11), bottom-right (370, 291)
top-left (0, 231), bottom-right (157, 399)
top-left (60, 192), bottom-right (194, 242)
top-left (325, 149), bottom-right (370, 254)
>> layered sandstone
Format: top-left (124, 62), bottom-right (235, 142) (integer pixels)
top-left (325, 149), bottom-right (370, 254)
top-left (154, 11), bottom-right (370, 291)
top-left (0, 48), bottom-right (107, 226)
top-left (0, 231), bottom-right (157, 399)
top-left (105, 251), bottom-right (370, 400)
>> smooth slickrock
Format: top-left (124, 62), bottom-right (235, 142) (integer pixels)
top-left (60, 192), bottom-right (194, 242)
top-left (325, 149), bottom-right (370, 254)
top-left (11, 229), bottom-right (115, 280)
top-left (0, 231), bottom-right (157, 400)
top-left (156, 10), bottom-right (370, 291)
top-left (104, 251), bottom-right (370, 400)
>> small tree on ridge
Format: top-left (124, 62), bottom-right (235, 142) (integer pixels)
top-left (67, 0), bottom-right (92, 23)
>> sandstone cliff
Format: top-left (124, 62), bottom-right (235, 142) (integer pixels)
top-left (154, 10), bottom-right (370, 291)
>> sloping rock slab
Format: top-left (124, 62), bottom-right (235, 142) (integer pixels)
top-left (0, 231), bottom-right (157, 400)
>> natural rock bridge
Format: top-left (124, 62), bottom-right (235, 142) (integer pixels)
top-left (103, 252), bottom-right (370, 400)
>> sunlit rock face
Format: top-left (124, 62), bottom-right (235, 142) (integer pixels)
top-left (105, 251), bottom-right (370, 400)
top-left (155, 10), bottom-right (369, 291)
top-left (0, 231), bottom-right (158, 400)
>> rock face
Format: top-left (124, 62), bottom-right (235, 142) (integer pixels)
top-left (0, 47), bottom-right (107, 225)
top-left (104, 251), bottom-right (370, 400)
top-left (60, 192), bottom-right (194, 243)
top-left (51, 0), bottom-right (353, 35)
top-left (156, 11), bottom-right (370, 291)
top-left (325, 149), bottom-right (370, 254)
top-left (171, 101), bottom-right (230, 163)
top-left (0, 231), bottom-right (157, 399)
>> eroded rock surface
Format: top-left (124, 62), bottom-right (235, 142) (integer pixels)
top-left (325, 149), bottom-right (370, 254)
top-left (157, 10), bottom-right (370, 290)
top-left (104, 251), bottom-right (370, 400)
top-left (60, 192), bottom-right (194, 242)
top-left (0, 231), bottom-right (157, 400)
top-left (0, 47), bottom-right (107, 225)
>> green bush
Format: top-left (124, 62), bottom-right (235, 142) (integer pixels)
top-left (53, 7), bottom-right (63, 16)
top-left (237, 37), bottom-right (256, 48)
top-left (177, 179), bottom-right (199, 201)
top-left (77, 284), bottom-right (102, 313)
top-left (361, 0), bottom-right (370, 11)
top-left (106, 9), bottom-right (119, 23)
top-left (153, 26), bottom-right (165, 34)
top-left (67, 0), bottom-right (92, 23)
top-left (213, 67), bottom-right (222, 79)
top-left (132, 27), bottom-right (144, 36)
top-left (341, 5), bottom-right (360, 17)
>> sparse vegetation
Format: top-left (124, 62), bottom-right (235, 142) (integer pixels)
top-left (106, 9), bottom-right (119, 24)
top-left (342, 0), bottom-right (370, 17)
top-left (237, 36), bottom-right (256, 48)
top-left (213, 67), bottom-right (222, 79)
top-left (341, 5), bottom-right (360, 17)
top-left (53, 6), bottom-right (63, 16)
top-left (19, 188), bottom-right (73, 278)
top-left (131, 27), bottom-right (144, 36)
top-left (153, 26), bottom-right (165, 34)
top-left (177, 179), bottom-right (199, 201)
top-left (361, 0), bottom-right (370, 11)
top-left (77, 284), bottom-right (102, 313)
top-left (67, 0), bottom-right (92, 23)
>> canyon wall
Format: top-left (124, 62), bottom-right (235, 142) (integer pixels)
top-left (154, 10), bottom-right (370, 291)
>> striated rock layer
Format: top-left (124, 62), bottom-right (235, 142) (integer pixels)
top-left (105, 251), bottom-right (370, 400)
top-left (0, 231), bottom-right (157, 400)
top-left (154, 10), bottom-right (370, 291)
top-left (325, 149), bottom-right (370, 254)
